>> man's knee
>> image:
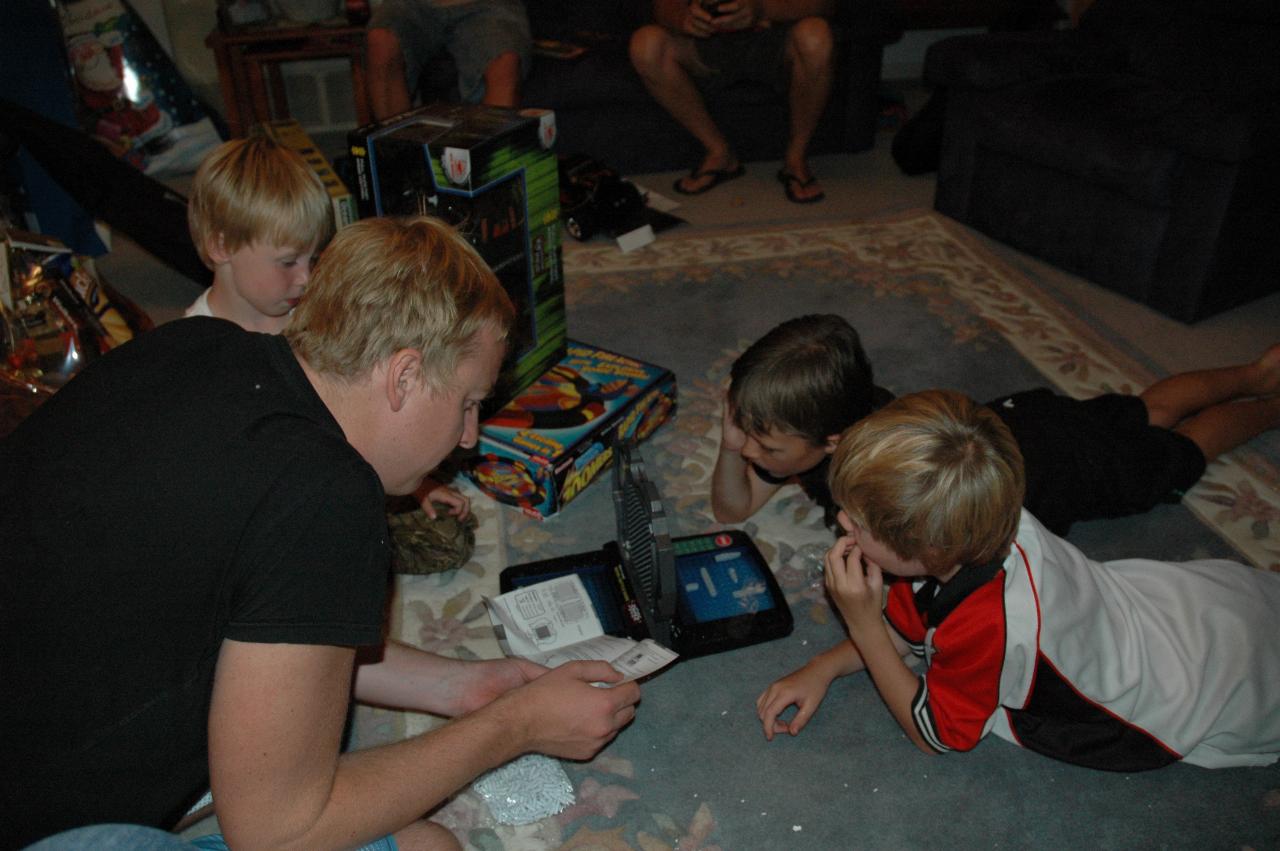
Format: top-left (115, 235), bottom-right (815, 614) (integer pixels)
top-left (630, 24), bottom-right (673, 74)
top-left (786, 16), bottom-right (834, 67)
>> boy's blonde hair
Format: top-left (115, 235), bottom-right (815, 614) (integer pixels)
top-left (829, 390), bottom-right (1025, 573)
top-left (187, 135), bottom-right (334, 267)
top-left (284, 215), bottom-right (515, 389)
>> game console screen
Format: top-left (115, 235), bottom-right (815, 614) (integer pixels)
top-left (673, 536), bottom-right (777, 625)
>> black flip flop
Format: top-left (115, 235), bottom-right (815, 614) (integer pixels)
top-left (672, 163), bottom-right (746, 196)
top-left (777, 169), bottom-right (825, 204)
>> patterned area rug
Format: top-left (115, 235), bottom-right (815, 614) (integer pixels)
top-left (351, 209), bottom-right (1280, 850)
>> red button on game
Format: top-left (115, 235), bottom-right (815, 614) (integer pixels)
top-left (715, 533), bottom-right (732, 547)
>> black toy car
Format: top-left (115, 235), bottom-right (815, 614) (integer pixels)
top-left (558, 153), bottom-right (646, 241)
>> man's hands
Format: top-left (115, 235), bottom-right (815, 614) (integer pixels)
top-left (683, 0), bottom-right (759, 37)
top-left (495, 661), bottom-right (641, 761)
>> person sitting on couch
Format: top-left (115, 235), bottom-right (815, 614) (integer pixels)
top-left (366, 0), bottom-right (533, 120)
top-left (629, 0), bottom-right (836, 203)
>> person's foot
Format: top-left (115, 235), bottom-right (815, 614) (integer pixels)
top-left (776, 158), bottom-right (824, 203)
top-left (675, 151), bottom-right (742, 195)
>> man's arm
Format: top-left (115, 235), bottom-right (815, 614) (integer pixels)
top-left (208, 639), bottom-right (639, 851)
top-left (353, 639), bottom-right (545, 716)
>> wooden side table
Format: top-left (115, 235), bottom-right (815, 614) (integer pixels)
top-left (206, 23), bottom-right (371, 137)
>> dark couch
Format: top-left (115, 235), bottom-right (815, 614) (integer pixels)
top-left (926, 0), bottom-right (1280, 322)
top-left (419, 0), bottom-right (903, 175)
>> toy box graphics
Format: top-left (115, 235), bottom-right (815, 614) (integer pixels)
top-left (347, 103), bottom-right (564, 409)
top-left (258, 119), bottom-right (357, 231)
top-left (465, 341), bottom-right (677, 519)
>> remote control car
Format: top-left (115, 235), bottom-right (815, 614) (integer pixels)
top-left (558, 153), bottom-right (646, 241)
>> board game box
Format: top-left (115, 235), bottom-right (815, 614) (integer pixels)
top-left (347, 103), bottom-right (564, 410)
top-left (257, 119), bottom-right (357, 232)
top-left (464, 341), bottom-right (677, 518)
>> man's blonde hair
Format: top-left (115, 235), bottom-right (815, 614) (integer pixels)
top-left (284, 215), bottom-right (515, 388)
top-left (829, 390), bottom-right (1025, 573)
top-left (187, 135), bottom-right (334, 267)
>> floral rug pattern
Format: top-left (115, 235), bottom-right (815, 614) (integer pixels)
top-left (351, 210), bottom-right (1280, 849)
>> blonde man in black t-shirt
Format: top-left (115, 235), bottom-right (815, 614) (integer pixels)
top-left (2, 216), bottom-right (641, 851)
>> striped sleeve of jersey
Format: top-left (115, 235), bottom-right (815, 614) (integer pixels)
top-left (913, 578), bottom-right (1008, 753)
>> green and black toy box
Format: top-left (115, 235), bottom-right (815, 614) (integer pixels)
top-left (465, 341), bottom-right (678, 519)
top-left (347, 104), bottom-right (564, 409)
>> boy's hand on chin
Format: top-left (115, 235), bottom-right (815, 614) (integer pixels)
top-left (720, 398), bottom-right (748, 453)
top-left (825, 537), bottom-right (884, 633)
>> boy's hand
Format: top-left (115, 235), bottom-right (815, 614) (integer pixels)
top-left (825, 536), bottom-right (884, 635)
top-left (416, 478), bottom-right (471, 521)
top-left (720, 397), bottom-right (748, 454)
top-left (756, 661), bottom-right (834, 740)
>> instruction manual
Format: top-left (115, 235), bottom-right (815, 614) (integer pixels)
top-left (485, 574), bottom-right (678, 680)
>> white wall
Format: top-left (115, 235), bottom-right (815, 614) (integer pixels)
top-left (157, 0), bottom-right (221, 110)
top-left (129, 0), bottom-right (173, 54)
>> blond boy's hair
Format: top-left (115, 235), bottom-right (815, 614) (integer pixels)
top-left (284, 215), bottom-right (515, 388)
top-left (187, 135), bottom-right (334, 267)
top-left (829, 390), bottom-right (1025, 573)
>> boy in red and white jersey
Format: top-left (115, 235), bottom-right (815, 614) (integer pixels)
top-left (757, 389), bottom-right (1280, 770)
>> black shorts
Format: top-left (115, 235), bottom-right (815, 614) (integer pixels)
top-left (692, 25), bottom-right (790, 94)
top-left (986, 389), bottom-right (1207, 536)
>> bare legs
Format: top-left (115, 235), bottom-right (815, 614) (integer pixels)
top-left (1141, 344), bottom-right (1280, 461)
top-left (780, 17), bottom-right (833, 202)
top-left (629, 26), bottom-right (738, 193)
top-left (367, 27), bottom-right (413, 121)
top-left (628, 18), bottom-right (834, 199)
top-left (367, 32), bottom-right (522, 121)
top-left (480, 50), bottom-right (522, 107)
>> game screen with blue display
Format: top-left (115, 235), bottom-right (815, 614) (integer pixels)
top-left (674, 536), bottom-right (776, 624)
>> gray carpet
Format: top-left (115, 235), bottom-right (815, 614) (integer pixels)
top-left (329, 211), bottom-right (1280, 850)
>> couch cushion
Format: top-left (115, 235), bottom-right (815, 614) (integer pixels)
top-left (970, 74), bottom-right (1250, 206)
top-left (522, 39), bottom-right (792, 114)
top-left (524, 0), bottom-right (650, 40)
top-left (1082, 0), bottom-right (1280, 108)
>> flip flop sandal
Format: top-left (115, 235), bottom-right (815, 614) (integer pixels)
top-left (672, 163), bottom-right (746, 195)
top-left (777, 169), bottom-right (826, 204)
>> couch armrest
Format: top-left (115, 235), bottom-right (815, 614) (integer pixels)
top-left (924, 30), bottom-right (1122, 90)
